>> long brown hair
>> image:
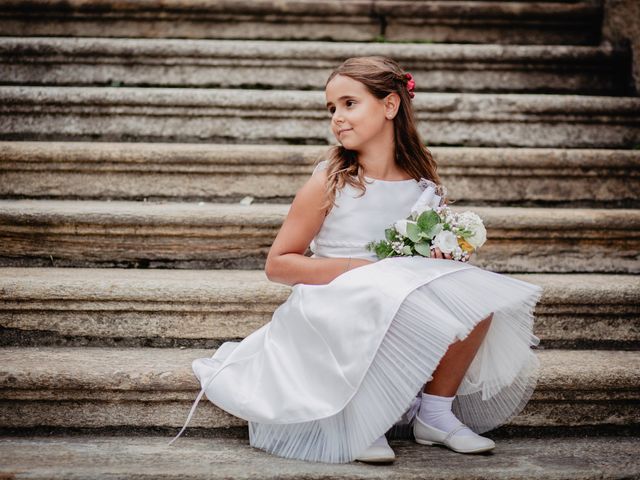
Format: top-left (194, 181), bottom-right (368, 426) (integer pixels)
top-left (319, 56), bottom-right (450, 214)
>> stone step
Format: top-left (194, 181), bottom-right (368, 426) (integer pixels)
top-left (2, 87), bottom-right (640, 148)
top-left (0, 0), bottom-right (603, 45)
top-left (0, 435), bottom-right (639, 478)
top-left (1, 142), bottom-right (638, 208)
top-left (0, 200), bottom-right (638, 272)
top-left (2, 37), bottom-right (632, 95)
top-left (1, 268), bottom-right (637, 350)
top-left (0, 347), bottom-right (637, 431)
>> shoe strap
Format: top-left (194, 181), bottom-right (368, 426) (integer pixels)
top-left (444, 423), bottom-right (472, 443)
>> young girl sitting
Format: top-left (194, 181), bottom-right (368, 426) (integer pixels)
top-left (170, 56), bottom-right (543, 465)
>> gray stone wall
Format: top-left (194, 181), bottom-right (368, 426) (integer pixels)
top-left (603, 0), bottom-right (640, 94)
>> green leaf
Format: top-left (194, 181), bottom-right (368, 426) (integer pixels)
top-left (406, 222), bottom-right (421, 243)
top-left (414, 241), bottom-right (432, 257)
top-left (417, 210), bottom-right (440, 231)
top-left (402, 245), bottom-right (412, 255)
top-left (375, 242), bottom-right (394, 259)
top-left (385, 228), bottom-right (396, 242)
top-left (423, 223), bottom-right (443, 239)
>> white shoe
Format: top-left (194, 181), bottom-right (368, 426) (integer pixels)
top-left (413, 416), bottom-right (495, 454)
top-left (354, 435), bottom-right (396, 463)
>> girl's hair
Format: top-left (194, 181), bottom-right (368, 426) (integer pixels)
top-left (318, 56), bottom-right (451, 214)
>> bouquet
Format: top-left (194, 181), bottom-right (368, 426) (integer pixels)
top-left (366, 179), bottom-right (487, 262)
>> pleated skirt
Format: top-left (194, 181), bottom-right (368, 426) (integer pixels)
top-left (170, 258), bottom-right (543, 464)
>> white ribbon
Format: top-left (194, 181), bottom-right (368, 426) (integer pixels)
top-left (411, 179), bottom-right (447, 216)
top-left (167, 351), bottom-right (237, 446)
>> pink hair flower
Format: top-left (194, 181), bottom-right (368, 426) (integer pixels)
top-left (405, 72), bottom-right (416, 98)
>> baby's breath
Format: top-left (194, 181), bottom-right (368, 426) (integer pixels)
top-left (367, 203), bottom-right (487, 262)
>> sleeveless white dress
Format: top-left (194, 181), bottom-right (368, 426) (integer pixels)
top-left (169, 160), bottom-right (544, 464)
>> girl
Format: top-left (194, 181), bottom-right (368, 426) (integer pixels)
top-left (169, 56), bottom-right (543, 464)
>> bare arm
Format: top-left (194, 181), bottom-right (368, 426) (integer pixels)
top-left (265, 166), bottom-right (373, 286)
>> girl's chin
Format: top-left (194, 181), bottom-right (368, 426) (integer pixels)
top-left (337, 139), bottom-right (359, 149)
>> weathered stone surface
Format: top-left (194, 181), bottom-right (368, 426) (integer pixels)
top-left (2, 87), bottom-right (640, 147)
top-left (0, 435), bottom-right (639, 478)
top-left (0, 268), bottom-right (288, 346)
top-left (517, 273), bottom-right (640, 349)
top-left (1, 37), bottom-right (631, 94)
top-left (0, 200), bottom-right (638, 272)
top-left (603, 0), bottom-right (640, 94)
top-left (0, 0), bottom-right (635, 470)
top-left (0, 268), bottom-right (638, 349)
top-left (1, 142), bottom-right (638, 207)
top-left (0, 347), bottom-right (637, 429)
top-left (380, 0), bottom-right (602, 45)
top-left (0, 200), bottom-right (286, 269)
top-left (0, 0), bottom-right (601, 44)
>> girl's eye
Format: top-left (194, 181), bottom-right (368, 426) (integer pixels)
top-left (327, 100), bottom-right (354, 116)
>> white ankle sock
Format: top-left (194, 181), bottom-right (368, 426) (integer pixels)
top-left (417, 392), bottom-right (475, 436)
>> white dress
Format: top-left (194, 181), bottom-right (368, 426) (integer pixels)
top-left (169, 160), bottom-right (544, 464)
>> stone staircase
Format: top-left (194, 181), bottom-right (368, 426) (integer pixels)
top-left (0, 0), bottom-right (639, 478)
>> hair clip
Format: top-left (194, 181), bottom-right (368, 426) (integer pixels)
top-left (405, 72), bottom-right (416, 98)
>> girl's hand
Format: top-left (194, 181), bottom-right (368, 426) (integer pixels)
top-left (430, 247), bottom-right (473, 262)
top-left (430, 246), bottom-right (453, 260)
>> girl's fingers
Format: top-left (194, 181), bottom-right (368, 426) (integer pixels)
top-left (441, 248), bottom-right (452, 259)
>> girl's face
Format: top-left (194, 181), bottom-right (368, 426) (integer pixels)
top-left (325, 74), bottom-right (391, 151)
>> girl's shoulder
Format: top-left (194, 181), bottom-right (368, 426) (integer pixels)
top-left (312, 159), bottom-right (329, 175)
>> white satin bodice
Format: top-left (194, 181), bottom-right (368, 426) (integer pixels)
top-left (309, 160), bottom-right (424, 261)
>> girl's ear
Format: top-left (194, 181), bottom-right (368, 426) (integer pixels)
top-left (383, 92), bottom-right (401, 120)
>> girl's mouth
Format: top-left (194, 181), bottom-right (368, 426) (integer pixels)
top-left (338, 128), bottom-right (353, 136)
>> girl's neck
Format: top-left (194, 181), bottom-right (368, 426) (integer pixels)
top-left (357, 149), bottom-right (409, 181)
top-left (355, 119), bottom-right (409, 180)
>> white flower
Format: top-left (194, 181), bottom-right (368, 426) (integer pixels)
top-left (391, 240), bottom-right (405, 254)
top-left (432, 230), bottom-right (458, 254)
top-left (457, 211), bottom-right (482, 228)
top-left (467, 225), bottom-right (487, 249)
top-left (394, 219), bottom-right (416, 237)
top-left (457, 211), bottom-right (486, 249)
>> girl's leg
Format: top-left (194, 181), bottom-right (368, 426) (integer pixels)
top-left (424, 312), bottom-right (494, 396)
top-left (414, 312), bottom-right (497, 450)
